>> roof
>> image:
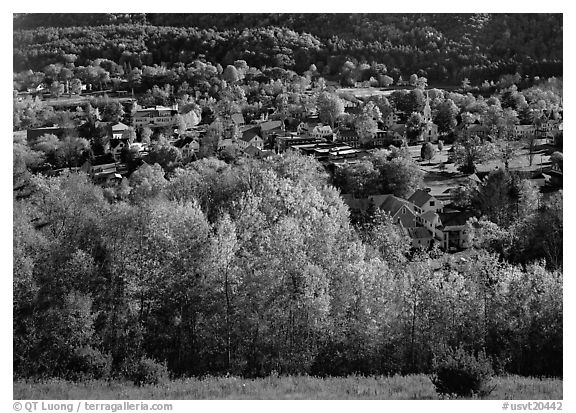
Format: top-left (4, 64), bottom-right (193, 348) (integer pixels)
top-left (337, 128), bottom-right (358, 138)
top-left (91, 154), bottom-right (116, 165)
top-left (398, 213), bottom-right (417, 229)
top-left (110, 122), bottom-right (130, 132)
top-left (241, 127), bottom-right (261, 142)
top-left (243, 145), bottom-right (262, 157)
top-left (134, 106), bottom-right (176, 118)
top-left (467, 173), bottom-right (482, 184)
top-left (408, 227), bottom-right (433, 239)
top-left (379, 195), bottom-right (415, 217)
top-left (438, 211), bottom-right (475, 229)
top-left (420, 210), bottom-right (439, 223)
top-left (313, 125), bottom-right (333, 135)
top-left (110, 139), bottom-right (128, 149)
top-left (467, 124), bottom-right (490, 133)
top-left (389, 124), bottom-right (406, 134)
top-left (260, 120), bottom-right (283, 132)
top-left (173, 136), bottom-right (194, 148)
top-left (341, 194), bottom-right (371, 212)
top-left (408, 189), bottom-right (434, 208)
top-left (231, 113), bottom-right (245, 125)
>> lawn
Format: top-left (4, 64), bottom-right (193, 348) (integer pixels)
top-left (13, 375), bottom-right (562, 400)
top-left (405, 142), bottom-right (553, 198)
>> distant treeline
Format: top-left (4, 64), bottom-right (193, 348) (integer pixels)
top-left (13, 13), bottom-right (562, 84)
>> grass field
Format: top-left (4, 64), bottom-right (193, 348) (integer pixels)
top-left (405, 143), bottom-right (553, 199)
top-left (13, 375), bottom-right (562, 400)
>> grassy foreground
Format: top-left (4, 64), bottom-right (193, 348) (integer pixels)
top-left (14, 375), bottom-right (562, 400)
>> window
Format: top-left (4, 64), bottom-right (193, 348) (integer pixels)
top-left (430, 201), bottom-right (435, 207)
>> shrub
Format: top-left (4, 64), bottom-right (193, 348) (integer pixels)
top-left (68, 346), bottom-right (112, 380)
top-left (122, 357), bottom-right (169, 386)
top-left (431, 346), bottom-right (494, 397)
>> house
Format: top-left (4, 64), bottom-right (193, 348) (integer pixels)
top-left (387, 124), bottom-right (407, 142)
top-left (173, 136), bottom-right (199, 158)
top-left (108, 121), bottom-right (130, 140)
top-left (296, 117), bottom-right (321, 135)
top-left (312, 125), bottom-right (334, 140)
top-left (238, 128), bottom-right (264, 150)
top-left (458, 122), bottom-right (490, 140)
top-left (335, 128), bottom-right (360, 148)
top-left (133, 105), bottom-right (179, 128)
top-left (382, 111), bottom-right (400, 128)
top-left (26, 126), bottom-right (71, 142)
top-left (543, 170), bottom-right (562, 188)
top-left (218, 138), bottom-right (236, 150)
top-left (437, 210), bottom-right (475, 250)
top-left (529, 171), bottom-right (547, 188)
top-left (110, 139), bottom-right (130, 161)
top-left (259, 120), bottom-right (284, 141)
top-left (275, 135), bottom-right (325, 153)
top-left (81, 155), bottom-right (122, 184)
top-left (417, 210), bottom-right (441, 234)
top-left (408, 189), bottom-right (443, 214)
top-left (514, 124), bottom-right (535, 140)
top-left (408, 227), bottom-right (434, 249)
top-left (377, 195), bottom-right (418, 229)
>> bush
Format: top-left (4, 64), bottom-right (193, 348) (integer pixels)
top-left (68, 346), bottom-right (112, 380)
top-left (122, 357), bottom-right (169, 386)
top-left (431, 346), bottom-right (494, 397)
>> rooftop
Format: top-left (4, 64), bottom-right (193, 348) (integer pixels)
top-left (408, 189), bottom-right (434, 208)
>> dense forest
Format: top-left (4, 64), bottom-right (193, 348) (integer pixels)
top-left (14, 152), bottom-right (562, 381)
top-left (13, 13), bottom-right (562, 84)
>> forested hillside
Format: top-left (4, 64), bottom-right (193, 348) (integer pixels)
top-left (13, 13), bottom-right (562, 83)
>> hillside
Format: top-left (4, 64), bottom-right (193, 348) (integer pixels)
top-left (13, 13), bottom-right (562, 83)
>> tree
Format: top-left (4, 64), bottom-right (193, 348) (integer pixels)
top-left (376, 156), bottom-right (424, 198)
top-left (380, 74), bottom-right (394, 87)
top-left (362, 211), bottom-right (411, 264)
top-left (174, 114), bottom-right (187, 136)
top-left (207, 213), bottom-right (239, 369)
top-left (434, 99), bottom-right (459, 135)
top-left (100, 100), bottom-right (124, 122)
top-left (222, 65), bottom-right (240, 83)
top-left (140, 127), bottom-right (152, 144)
top-left (453, 136), bottom-right (496, 174)
top-left (200, 120), bottom-right (223, 158)
top-left (122, 127), bottom-right (137, 144)
top-left (145, 137), bottom-right (182, 173)
top-left (50, 81), bottom-right (64, 98)
top-left (550, 152), bottom-right (562, 171)
top-left (355, 114), bottom-right (378, 147)
top-left (129, 162), bottom-right (168, 202)
top-left (56, 136), bottom-right (91, 167)
top-left (69, 78), bottom-right (82, 95)
top-left (406, 112), bottom-right (424, 143)
top-left (421, 142), bottom-right (435, 165)
top-left (333, 159), bottom-right (379, 198)
top-left (317, 92), bottom-right (344, 127)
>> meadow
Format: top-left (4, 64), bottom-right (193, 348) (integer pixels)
top-left (14, 375), bottom-right (562, 400)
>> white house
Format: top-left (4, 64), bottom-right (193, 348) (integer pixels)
top-left (312, 125), bottom-right (334, 140)
top-left (133, 105), bottom-right (179, 128)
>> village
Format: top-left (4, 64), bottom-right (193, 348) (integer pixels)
top-left (18, 80), bottom-right (563, 253)
top-left (13, 14), bottom-right (565, 399)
